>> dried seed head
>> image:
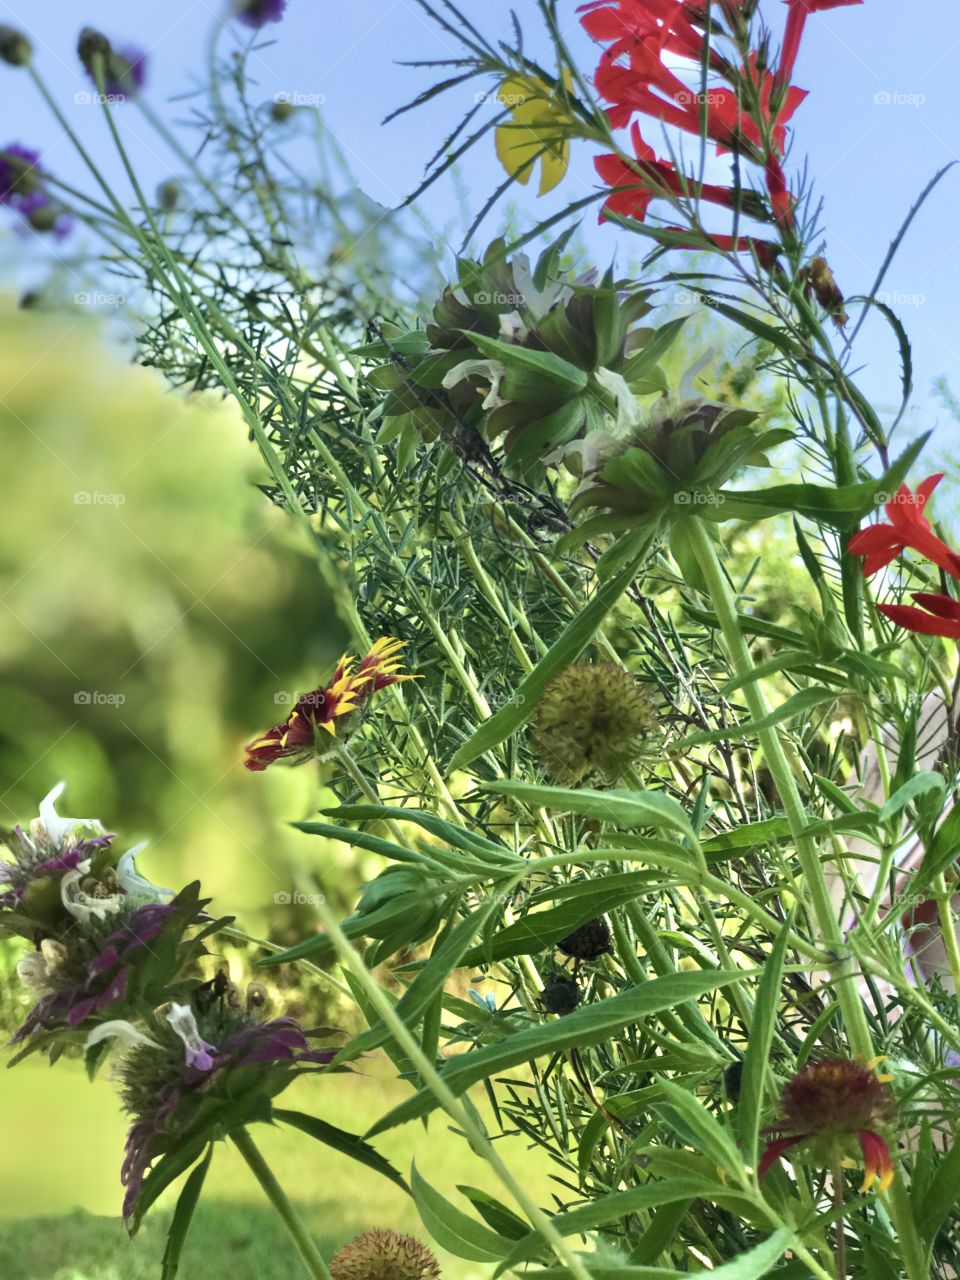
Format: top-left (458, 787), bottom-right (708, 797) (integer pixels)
top-left (540, 973), bottom-right (580, 1016)
top-left (557, 918), bottom-right (611, 962)
top-left (77, 28), bottom-right (113, 73)
top-left (533, 662), bottom-right (656, 786)
top-left (330, 1230), bottom-right (440, 1280)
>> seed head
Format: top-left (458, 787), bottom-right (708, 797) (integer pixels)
top-left (330, 1230), bottom-right (440, 1280)
top-left (557, 918), bottom-right (611, 962)
top-left (0, 26), bottom-right (31, 67)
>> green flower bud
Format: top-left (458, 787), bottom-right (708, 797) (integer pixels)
top-left (77, 28), bottom-right (113, 73)
top-left (533, 662), bottom-right (657, 787)
top-left (0, 25), bottom-right (32, 67)
top-left (156, 179), bottom-right (181, 212)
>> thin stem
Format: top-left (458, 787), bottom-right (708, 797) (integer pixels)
top-left (684, 516), bottom-right (929, 1280)
top-left (232, 1126), bottom-right (333, 1280)
top-left (312, 897), bottom-right (597, 1280)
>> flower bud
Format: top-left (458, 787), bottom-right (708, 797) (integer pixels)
top-left (156, 179), bottom-right (181, 212)
top-left (557, 918), bottom-right (611, 962)
top-left (77, 28), bottom-right (112, 73)
top-left (0, 26), bottom-right (31, 67)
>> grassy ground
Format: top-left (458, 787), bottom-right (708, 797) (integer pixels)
top-left (0, 1059), bottom-right (558, 1280)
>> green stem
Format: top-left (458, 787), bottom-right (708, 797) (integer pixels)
top-left (684, 516), bottom-right (928, 1280)
top-left (232, 1127), bottom-right (332, 1280)
top-left (312, 898), bottom-right (597, 1280)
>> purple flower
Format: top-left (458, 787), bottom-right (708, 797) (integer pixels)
top-left (119, 1002), bottom-right (336, 1227)
top-left (0, 144), bottom-right (41, 206)
top-left (87, 45), bottom-right (147, 100)
top-left (233, 0), bottom-right (287, 29)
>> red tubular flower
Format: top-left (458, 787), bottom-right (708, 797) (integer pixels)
top-left (878, 592), bottom-right (960, 640)
top-left (764, 154), bottom-right (795, 229)
top-left (244, 638), bottom-right (413, 771)
top-left (847, 475), bottom-right (960, 580)
top-left (760, 1058), bottom-right (896, 1193)
top-left (595, 122), bottom-right (744, 221)
top-left (779, 0), bottom-right (864, 84)
top-left (579, 0), bottom-right (729, 74)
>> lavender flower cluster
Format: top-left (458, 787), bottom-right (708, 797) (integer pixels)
top-left (2, 784), bottom-right (331, 1229)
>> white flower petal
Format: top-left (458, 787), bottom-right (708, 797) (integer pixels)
top-left (61, 866), bottom-right (122, 923)
top-left (116, 845), bottom-right (173, 901)
top-left (37, 782), bottom-right (105, 847)
top-left (86, 1021), bottom-right (160, 1052)
top-left (441, 358), bottom-right (506, 411)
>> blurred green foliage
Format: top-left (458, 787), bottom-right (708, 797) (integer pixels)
top-left (0, 298), bottom-right (352, 925)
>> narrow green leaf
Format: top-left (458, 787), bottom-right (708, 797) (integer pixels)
top-left (481, 780), bottom-right (695, 840)
top-left (738, 911), bottom-right (793, 1171)
top-left (161, 1143), bottom-right (214, 1280)
top-left (367, 970), bottom-right (751, 1136)
top-left (411, 1164), bottom-right (511, 1262)
top-left (447, 554), bottom-right (647, 771)
top-left (273, 1108), bottom-right (408, 1193)
top-left (523, 1225), bottom-right (792, 1278)
top-left (673, 688), bottom-right (838, 748)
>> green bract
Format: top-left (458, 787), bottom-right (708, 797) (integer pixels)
top-left (356, 237), bottom-right (685, 477)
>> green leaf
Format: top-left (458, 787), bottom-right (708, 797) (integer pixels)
top-left (522, 1226), bottom-right (792, 1278)
top-left (480, 780), bottom-right (695, 840)
top-left (129, 1136), bottom-right (211, 1235)
top-left (447, 553), bottom-right (647, 771)
top-left (738, 911), bottom-right (793, 1172)
top-left (878, 772), bottom-right (946, 825)
top-left (499, 1177), bottom-right (756, 1270)
top-left (366, 970), bottom-right (751, 1136)
top-left (273, 1108), bottom-right (408, 1193)
top-left (161, 1143), bottom-right (214, 1280)
top-left (465, 330), bottom-right (588, 397)
top-left (653, 1080), bottom-right (744, 1181)
top-left (459, 874), bottom-right (664, 967)
top-left (915, 1126), bottom-right (960, 1243)
top-left (673, 688), bottom-right (838, 748)
top-left (699, 818), bottom-right (792, 859)
top-left (411, 1164), bottom-right (511, 1262)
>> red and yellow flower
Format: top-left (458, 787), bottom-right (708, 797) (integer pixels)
top-left (244, 638), bottom-right (413, 771)
top-left (759, 1057), bottom-right (896, 1193)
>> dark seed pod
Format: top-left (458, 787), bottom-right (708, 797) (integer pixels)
top-left (724, 1060), bottom-right (744, 1105)
top-left (557, 918), bottom-right (611, 962)
top-left (540, 973), bottom-right (580, 1016)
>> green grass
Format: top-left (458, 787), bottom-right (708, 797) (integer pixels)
top-left (0, 1060), bottom-right (558, 1279)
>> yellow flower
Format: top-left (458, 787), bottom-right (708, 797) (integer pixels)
top-left (495, 73), bottom-right (573, 195)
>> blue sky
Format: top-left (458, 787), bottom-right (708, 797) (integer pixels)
top-left (2, 0), bottom-right (959, 451)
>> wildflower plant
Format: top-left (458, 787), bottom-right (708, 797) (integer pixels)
top-left (4, 2), bottom-right (960, 1279)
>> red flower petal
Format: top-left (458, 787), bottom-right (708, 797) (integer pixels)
top-left (877, 603), bottom-right (960, 640)
top-left (758, 1135), bottom-right (804, 1180)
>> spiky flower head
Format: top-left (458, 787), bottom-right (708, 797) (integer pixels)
top-left (245, 638), bottom-right (414, 771)
top-left (331, 1230), bottom-right (440, 1280)
top-left (0, 26), bottom-right (31, 66)
top-left (540, 972), bottom-right (580, 1016)
top-left (557, 918), bottom-right (611, 962)
top-left (86, 45), bottom-right (148, 99)
top-left (533, 662), bottom-right (656, 787)
top-left (760, 1058), bottom-right (897, 1193)
top-left (118, 994), bottom-right (336, 1227)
